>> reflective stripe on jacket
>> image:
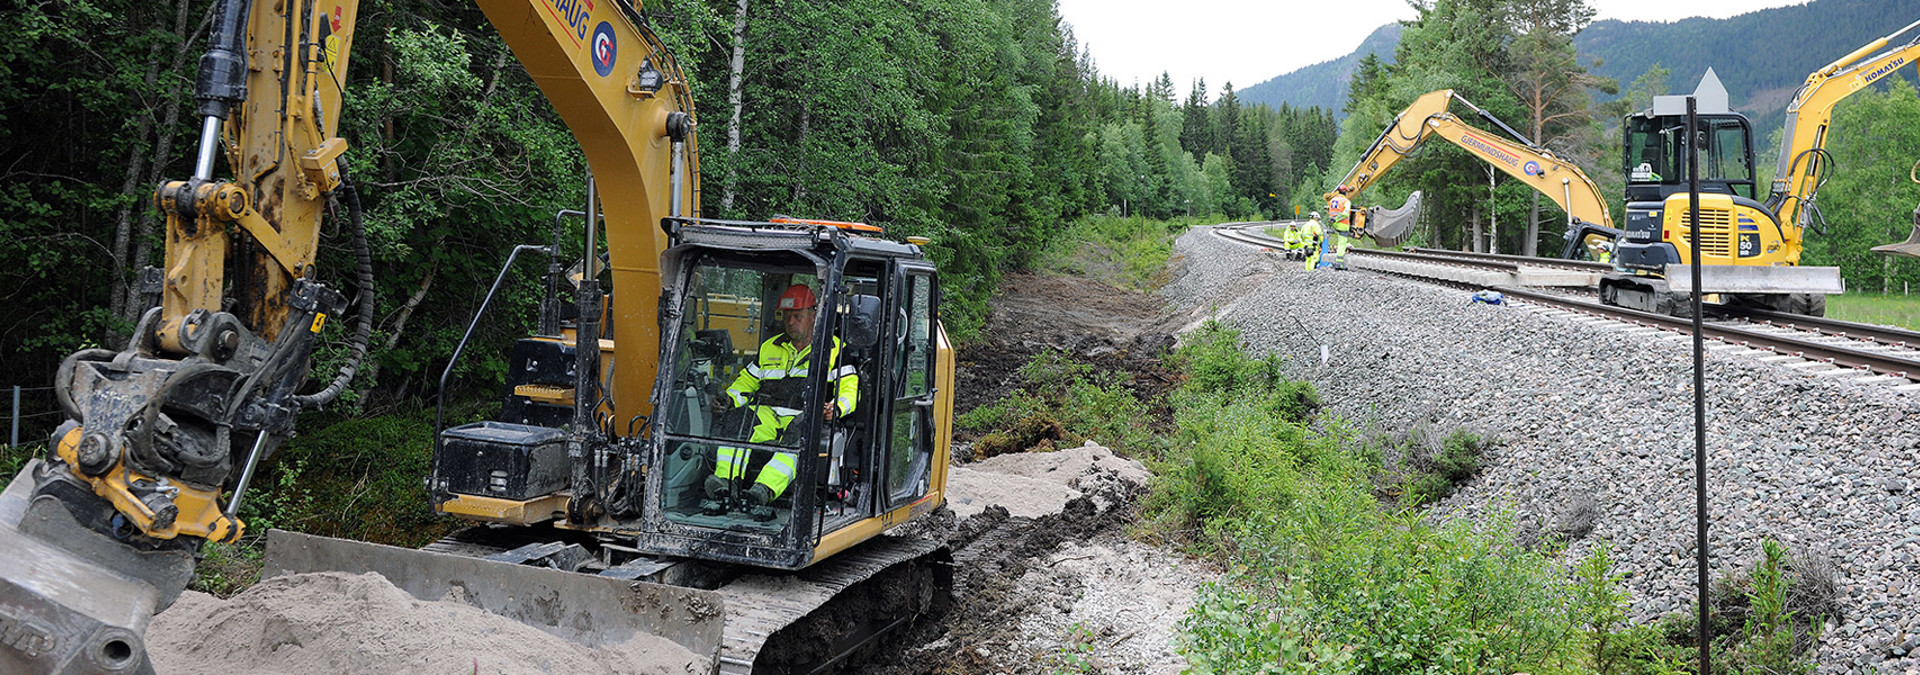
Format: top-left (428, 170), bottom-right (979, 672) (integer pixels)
top-left (726, 334), bottom-right (859, 416)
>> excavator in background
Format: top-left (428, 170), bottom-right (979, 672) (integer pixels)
top-left (0, 0), bottom-right (954, 672)
top-left (1332, 89), bottom-right (1616, 256)
top-left (1606, 18), bottom-right (1920, 315)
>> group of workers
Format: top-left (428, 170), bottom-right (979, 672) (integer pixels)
top-left (1277, 187), bottom-right (1357, 270)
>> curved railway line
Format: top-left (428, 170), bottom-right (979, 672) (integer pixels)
top-left (1213, 222), bottom-right (1920, 390)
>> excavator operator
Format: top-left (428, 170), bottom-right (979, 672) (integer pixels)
top-left (707, 284), bottom-right (859, 519)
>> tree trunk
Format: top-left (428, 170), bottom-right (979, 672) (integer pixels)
top-left (1524, 113), bottom-right (1546, 257)
top-left (120, 0), bottom-right (201, 337)
top-left (109, 30), bottom-right (166, 334)
top-left (1470, 204), bottom-right (1484, 253)
top-left (719, 0), bottom-right (749, 215)
top-left (1525, 192), bottom-right (1541, 257)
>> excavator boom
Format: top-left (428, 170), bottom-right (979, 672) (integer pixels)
top-left (1335, 89), bottom-right (1614, 253)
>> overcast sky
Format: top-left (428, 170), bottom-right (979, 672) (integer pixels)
top-left (1055, 1), bottom-right (1813, 96)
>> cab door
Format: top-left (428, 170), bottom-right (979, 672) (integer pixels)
top-left (882, 266), bottom-right (938, 508)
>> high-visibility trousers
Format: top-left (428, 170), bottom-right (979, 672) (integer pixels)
top-left (714, 405), bottom-right (801, 498)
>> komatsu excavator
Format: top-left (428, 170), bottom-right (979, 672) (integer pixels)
top-left (1604, 18), bottom-right (1920, 315)
top-left (0, 0), bottom-right (953, 672)
top-left (1332, 88), bottom-right (1615, 255)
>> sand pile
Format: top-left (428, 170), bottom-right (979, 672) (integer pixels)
top-left (148, 571), bottom-right (708, 675)
top-left (944, 441), bottom-right (1149, 519)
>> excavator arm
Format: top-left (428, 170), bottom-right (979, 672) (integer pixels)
top-left (3, 0), bottom-right (702, 670)
top-left (1770, 18), bottom-right (1920, 233)
top-left (1335, 89), bottom-right (1615, 253)
top-left (1, 0), bottom-right (371, 671)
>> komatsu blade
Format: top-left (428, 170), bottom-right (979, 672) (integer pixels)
top-left (1364, 191), bottom-right (1423, 246)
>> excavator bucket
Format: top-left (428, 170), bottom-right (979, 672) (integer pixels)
top-left (1871, 203), bottom-right (1920, 259)
top-left (260, 530), bottom-right (725, 667)
top-left (1362, 191), bottom-right (1423, 247)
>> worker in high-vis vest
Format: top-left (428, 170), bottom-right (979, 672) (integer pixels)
top-left (1279, 222), bottom-right (1303, 259)
top-left (1300, 214), bottom-right (1325, 270)
top-left (706, 284), bottom-right (859, 518)
top-left (1324, 187), bottom-right (1355, 269)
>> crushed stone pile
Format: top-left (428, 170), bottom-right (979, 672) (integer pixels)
top-left (149, 571), bottom-right (708, 675)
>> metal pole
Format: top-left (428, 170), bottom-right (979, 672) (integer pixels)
top-left (9, 385), bottom-right (18, 448)
top-left (1687, 96), bottom-right (1712, 675)
top-left (226, 431), bottom-right (271, 514)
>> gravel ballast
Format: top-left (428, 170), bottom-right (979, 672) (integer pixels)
top-left (1164, 226), bottom-right (1920, 674)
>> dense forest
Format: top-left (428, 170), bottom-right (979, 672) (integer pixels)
top-left (0, 0), bottom-right (1343, 433)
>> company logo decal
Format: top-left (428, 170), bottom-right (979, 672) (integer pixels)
top-left (1462, 133), bottom-right (1520, 168)
top-left (592, 21), bottom-right (617, 77)
top-left (544, 0), bottom-right (595, 47)
top-left (1523, 160), bottom-right (1542, 176)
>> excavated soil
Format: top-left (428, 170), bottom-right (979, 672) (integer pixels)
top-left (149, 571), bottom-right (708, 674)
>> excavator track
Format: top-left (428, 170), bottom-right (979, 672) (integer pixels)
top-left (716, 536), bottom-right (949, 674)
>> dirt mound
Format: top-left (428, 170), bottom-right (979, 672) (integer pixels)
top-left (148, 571), bottom-right (707, 675)
top-left (945, 441), bottom-right (1151, 519)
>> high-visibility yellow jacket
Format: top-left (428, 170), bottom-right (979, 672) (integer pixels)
top-left (726, 334), bottom-right (859, 417)
top-left (1280, 227), bottom-right (1302, 248)
top-left (1299, 219), bottom-right (1324, 241)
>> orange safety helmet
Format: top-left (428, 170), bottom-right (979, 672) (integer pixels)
top-left (777, 284), bottom-right (818, 311)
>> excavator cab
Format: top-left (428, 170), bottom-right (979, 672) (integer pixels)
top-left (640, 219), bottom-right (947, 569)
top-left (431, 217), bottom-right (950, 573)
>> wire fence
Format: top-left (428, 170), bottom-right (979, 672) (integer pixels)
top-left (4, 385), bottom-right (61, 449)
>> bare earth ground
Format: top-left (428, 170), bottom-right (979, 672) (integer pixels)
top-left (148, 272), bottom-right (1208, 675)
top-left (956, 272), bottom-right (1182, 432)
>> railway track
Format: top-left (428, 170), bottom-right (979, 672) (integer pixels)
top-left (1212, 222), bottom-right (1920, 390)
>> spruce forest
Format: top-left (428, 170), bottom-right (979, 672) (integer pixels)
top-left (0, 0), bottom-right (1336, 419)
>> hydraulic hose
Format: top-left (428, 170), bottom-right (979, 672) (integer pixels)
top-left (294, 158), bottom-right (375, 409)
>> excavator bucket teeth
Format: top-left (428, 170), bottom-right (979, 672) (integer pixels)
top-left (261, 530), bottom-right (725, 665)
top-left (1364, 191), bottom-right (1423, 247)
top-left (1871, 210), bottom-right (1920, 259)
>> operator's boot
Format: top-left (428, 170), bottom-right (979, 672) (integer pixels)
top-left (746, 483), bottom-right (777, 522)
top-left (701, 475), bottom-right (732, 514)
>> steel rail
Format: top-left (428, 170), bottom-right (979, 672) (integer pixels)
top-left (1714, 305), bottom-right (1920, 348)
top-left (1495, 286), bottom-right (1920, 380)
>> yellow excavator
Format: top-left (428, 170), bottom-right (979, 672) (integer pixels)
top-left (0, 0), bottom-right (954, 672)
top-left (1332, 88), bottom-right (1616, 256)
top-left (1606, 19), bottom-right (1920, 315)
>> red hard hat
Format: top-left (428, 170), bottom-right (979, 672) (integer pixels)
top-left (777, 285), bottom-right (817, 310)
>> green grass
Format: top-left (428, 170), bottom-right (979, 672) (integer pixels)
top-left (1037, 215), bottom-right (1215, 291)
top-left (1827, 291), bottom-right (1920, 329)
